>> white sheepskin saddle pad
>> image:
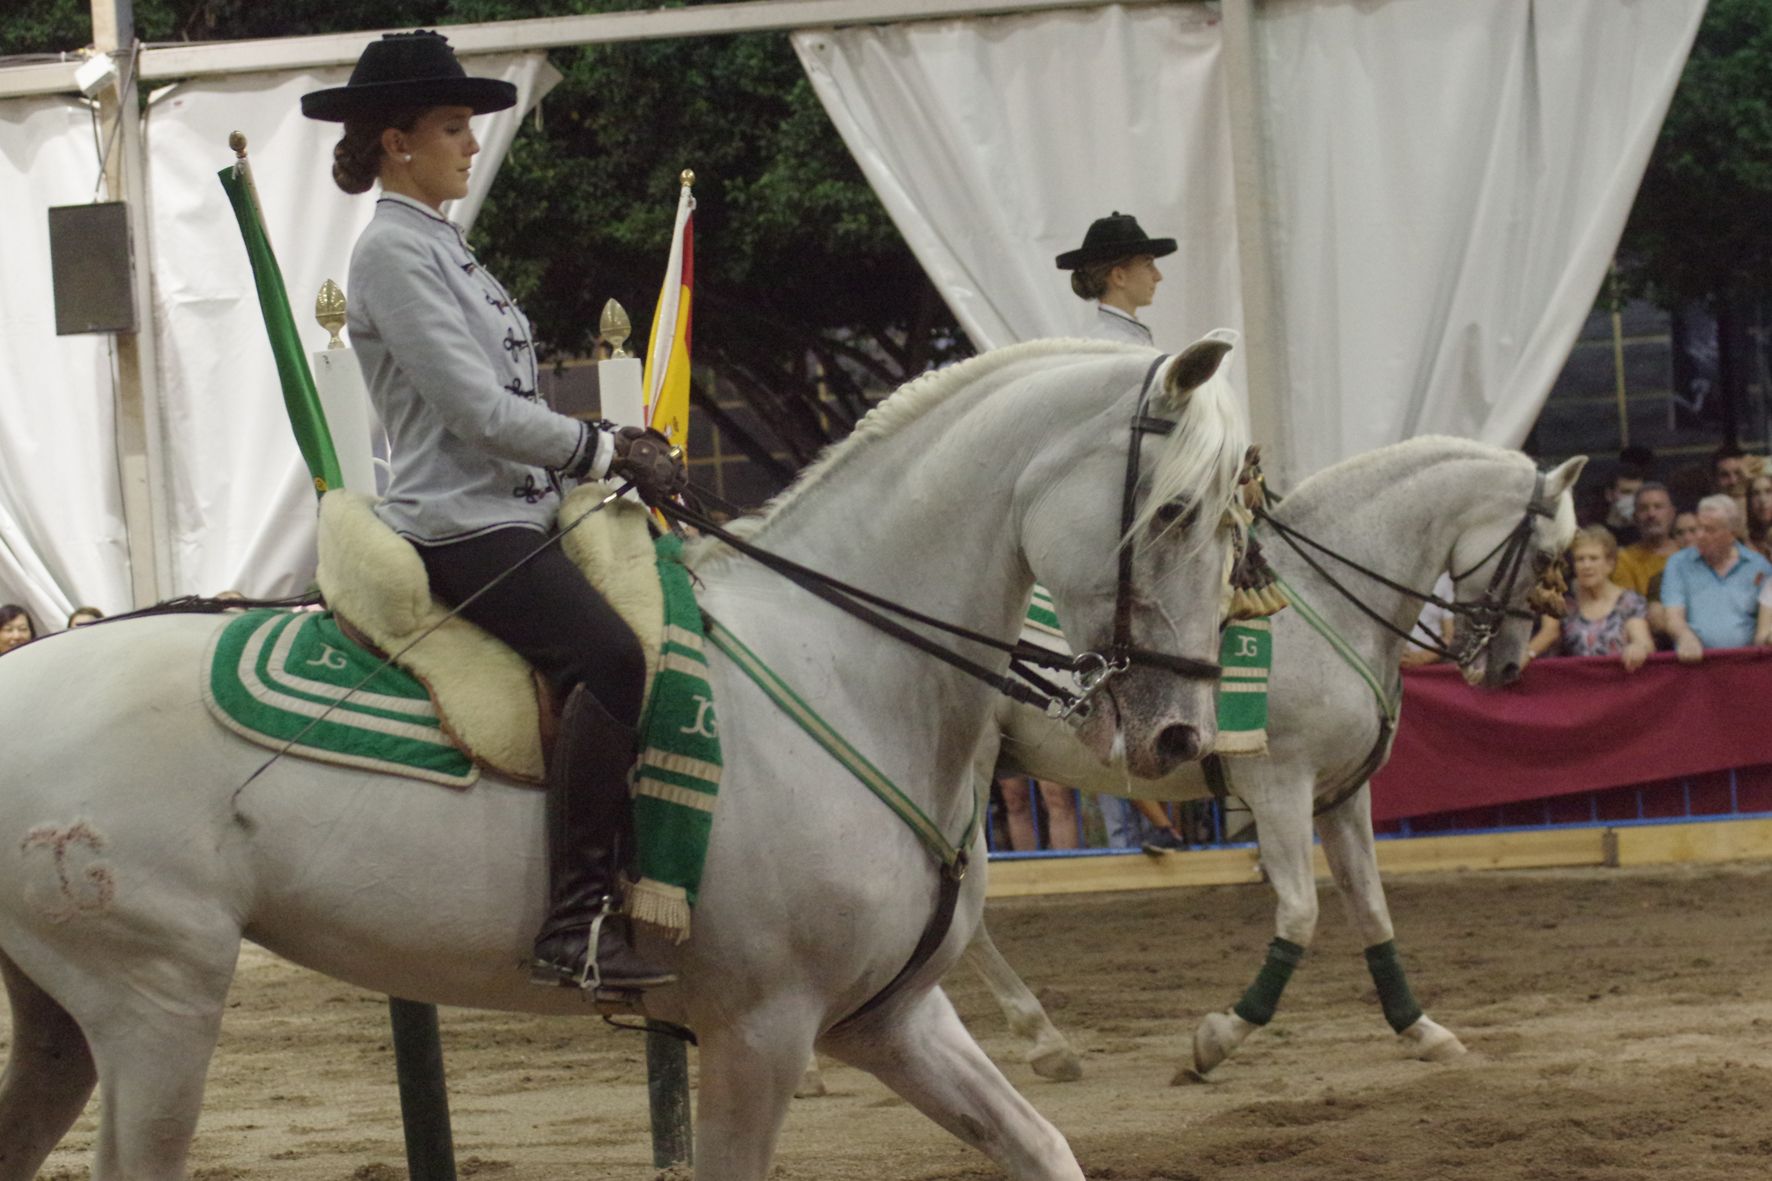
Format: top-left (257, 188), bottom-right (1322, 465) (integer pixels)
top-left (314, 485), bottom-right (665, 782)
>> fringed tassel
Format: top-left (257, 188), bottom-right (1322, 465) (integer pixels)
top-left (1213, 729), bottom-right (1268, 756)
top-left (627, 878), bottom-right (692, 943)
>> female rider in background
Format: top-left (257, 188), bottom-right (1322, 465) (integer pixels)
top-left (303, 32), bottom-right (682, 991)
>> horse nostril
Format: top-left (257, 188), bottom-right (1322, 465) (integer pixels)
top-left (1499, 662), bottom-right (1521, 683)
top-left (1154, 723), bottom-right (1202, 767)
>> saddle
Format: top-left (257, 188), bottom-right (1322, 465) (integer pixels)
top-left (313, 486), bottom-right (665, 782)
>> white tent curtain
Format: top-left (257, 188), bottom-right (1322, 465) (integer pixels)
top-left (1255, 0), bottom-right (1704, 476)
top-left (795, 0), bottom-right (1704, 483)
top-left (794, 3), bottom-right (1241, 355)
top-left (0, 97), bottom-right (132, 629)
top-left (145, 53), bottom-right (557, 598)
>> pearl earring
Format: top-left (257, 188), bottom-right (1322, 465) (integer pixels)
top-left (401, 153), bottom-right (413, 164)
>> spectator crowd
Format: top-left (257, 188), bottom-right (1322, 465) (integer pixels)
top-left (1549, 444), bottom-right (1772, 666)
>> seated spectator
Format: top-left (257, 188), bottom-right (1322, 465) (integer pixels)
top-left (1612, 483), bottom-right (1677, 596)
top-left (1559, 526), bottom-right (1651, 671)
top-left (1747, 473), bottom-right (1772, 562)
top-left (1661, 495), bottom-right (1772, 663)
top-left (1712, 443), bottom-right (1751, 499)
top-left (1583, 446), bottom-right (1654, 545)
top-left (66, 606), bottom-right (105, 628)
top-left (0, 604), bottom-right (37, 655)
top-left (1644, 510), bottom-right (1701, 641)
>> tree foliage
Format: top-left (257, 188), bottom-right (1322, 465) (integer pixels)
top-left (1615, 0), bottom-right (1772, 308)
top-left (6, 1), bottom-right (963, 474)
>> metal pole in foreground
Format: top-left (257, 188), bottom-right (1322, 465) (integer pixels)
top-left (646, 1026), bottom-right (693, 1169)
top-left (388, 998), bottom-right (458, 1181)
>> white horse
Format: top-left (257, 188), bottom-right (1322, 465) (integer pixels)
top-left (850, 438), bottom-right (1582, 1088)
top-left (0, 337), bottom-right (1249, 1181)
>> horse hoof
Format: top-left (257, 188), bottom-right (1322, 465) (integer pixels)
top-left (795, 1063), bottom-right (829, 1098)
top-left (1028, 1045), bottom-right (1083, 1082)
top-left (1190, 1009), bottom-right (1255, 1077)
top-left (1399, 1016), bottom-right (1467, 1063)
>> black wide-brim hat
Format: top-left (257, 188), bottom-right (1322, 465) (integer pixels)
top-left (1055, 212), bottom-right (1178, 270)
top-left (301, 31), bottom-right (517, 123)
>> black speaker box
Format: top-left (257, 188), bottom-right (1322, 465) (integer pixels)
top-left (49, 201), bottom-right (138, 335)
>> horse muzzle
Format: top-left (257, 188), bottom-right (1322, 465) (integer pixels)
top-left (1075, 670), bottom-right (1216, 779)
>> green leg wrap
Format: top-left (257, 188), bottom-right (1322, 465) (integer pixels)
top-left (1232, 937), bottom-right (1305, 1027)
top-left (1365, 940), bottom-right (1424, 1032)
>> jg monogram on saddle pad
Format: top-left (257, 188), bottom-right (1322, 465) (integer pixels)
top-left (203, 533), bottom-right (722, 941)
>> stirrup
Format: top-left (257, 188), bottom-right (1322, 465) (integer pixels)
top-left (529, 907), bottom-right (614, 991)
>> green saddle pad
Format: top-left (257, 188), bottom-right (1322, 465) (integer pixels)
top-left (203, 536), bottom-right (722, 940)
top-left (204, 608), bottom-right (477, 786)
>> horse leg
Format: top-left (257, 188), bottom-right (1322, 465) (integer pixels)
top-left (961, 923), bottom-right (1082, 1081)
top-left (1316, 785), bottom-right (1465, 1063)
top-left (694, 1003), bottom-right (820, 1180)
top-left (83, 940), bottom-right (238, 1180)
top-left (1186, 770), bottom-right (1318, 1081)
top-left (0, 950), bottom-right (97, 1181)
top-left (822, 987), bottom-right (1082, 1181)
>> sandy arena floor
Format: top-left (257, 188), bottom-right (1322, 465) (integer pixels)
top-left (14, 859), bottom-right (1772, 1180)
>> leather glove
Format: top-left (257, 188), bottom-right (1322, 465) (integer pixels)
top-left (608, 425), bottom-right (688, 502)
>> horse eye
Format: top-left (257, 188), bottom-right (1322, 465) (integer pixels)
top-left (1154, 500), bottom-right (1196, 529)
top-left (1533, 552), bottom-right (1553, 573)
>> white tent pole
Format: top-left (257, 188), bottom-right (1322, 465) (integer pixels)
top-left (4, 0), bottom-right (1172, 97)
top-left (1220, 0), bottom-right (1292, 487)
top-left (92, 0), bottom-right (173, 604)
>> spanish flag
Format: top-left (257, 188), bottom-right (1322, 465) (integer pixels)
top-left (643, 175), bottom-right (695, 450)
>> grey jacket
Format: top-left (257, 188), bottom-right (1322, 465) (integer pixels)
top-left (1089, 303), bottom-right (1155, 347)
top-left (347, 193), bottom-right (613, 544)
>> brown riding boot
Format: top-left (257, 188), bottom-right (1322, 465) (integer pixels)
top-left (530, 685), bottom-right (676, 990)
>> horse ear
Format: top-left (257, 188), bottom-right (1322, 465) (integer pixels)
top-left (1161, 329), bottom-right (1237, 407)
top-left (1542, 455), bottom-right (1588, 500)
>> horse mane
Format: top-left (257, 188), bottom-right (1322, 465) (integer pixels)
top-left (1282, 435), bottom-right (1527, 507)
top-left (686, 338), bottom-right (1249, 568)
top-left (699, 339), bottom-right (1146, 549)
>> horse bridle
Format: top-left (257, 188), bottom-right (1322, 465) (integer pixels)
top-left (1062, 354), bottom-right (1227, 713)
top-left (658, 353), bottom-right (1228, 720)
top-left (1252, 470), bottom-right (1558, 669)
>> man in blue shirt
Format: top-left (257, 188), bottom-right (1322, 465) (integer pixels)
top-left (1661, 495), bottom-right (1772, 661)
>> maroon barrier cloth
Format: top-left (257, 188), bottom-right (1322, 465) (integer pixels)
top-left (1369, 647), bottom-right (1772, 822)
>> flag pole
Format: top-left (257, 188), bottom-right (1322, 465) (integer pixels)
top-left (219, 132), bottom-right (345, 498)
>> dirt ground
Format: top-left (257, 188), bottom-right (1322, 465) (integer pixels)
top-left (16, 859), bottom-right (1772, 1180)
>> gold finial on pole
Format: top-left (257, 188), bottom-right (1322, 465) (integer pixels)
top-left (227, 130), bottom-right (273, 247)
top-left (600, 299), bottom-right (633, 359)
top-left (680, 169), bottom-right (695, 188)
top-left (316, 280), bottom-right (347, 349)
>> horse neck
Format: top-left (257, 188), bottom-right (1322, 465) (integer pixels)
top-left (1271, 444), bottom-right (1528, 666)
top-left (699, 370), bottom-right (1056, 811)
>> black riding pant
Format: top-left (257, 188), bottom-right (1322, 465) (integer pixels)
top-left (415, 527), bottom-right (647, 731)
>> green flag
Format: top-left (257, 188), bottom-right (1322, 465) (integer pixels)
top-left (218, 163), bottom-right (344, 498)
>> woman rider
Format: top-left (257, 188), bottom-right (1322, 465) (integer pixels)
top-left (1055, 211), bottom-right (1176, 346)
top-left (302, 31), bottom-right (682, 991)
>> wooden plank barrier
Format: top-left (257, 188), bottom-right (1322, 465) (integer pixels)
top-left (985, 817), bottom-right (1772, 899)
